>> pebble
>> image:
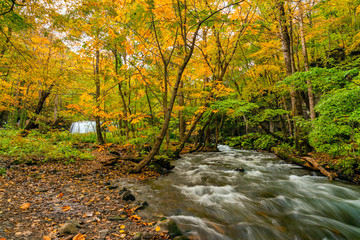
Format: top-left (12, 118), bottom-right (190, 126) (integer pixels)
top-left (132, 232), bottom-right (141, 240)
top-left (99, 229), bottom-right (110, 239)
top-left (59, 222), bottom-right (78, 235)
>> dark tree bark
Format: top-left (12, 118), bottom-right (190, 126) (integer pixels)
top-left (24, 84), bottom-right (54, 131)
top-left (95, 49), bottom-right (105, 144)
top-left (276, 0), bottom-right (303, 151)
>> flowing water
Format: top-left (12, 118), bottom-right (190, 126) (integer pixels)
top-left (135, 145), bottom-right (360, 240)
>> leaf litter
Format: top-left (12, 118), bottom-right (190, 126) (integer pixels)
top-left (0, 147), bottom-right (171, 240)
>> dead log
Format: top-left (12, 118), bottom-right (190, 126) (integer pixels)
top-left (302, 156), bottom-right (337, 181)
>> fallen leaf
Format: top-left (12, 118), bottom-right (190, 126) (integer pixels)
top-left (73, 233), bottom-right (86, 240)
top-left (119, 230), bottom-right (125, 233)
top-left (43, 236), bottom-right (51, 240)
top-left (20, 203), bottom-right (31, 210)
top-left (120, 225), bottom-right (125, 229)
top-left (57, 193), bottom-right (64, 198)
top-left (0, 238), bottom-right (6, 240)
top-left (155, 226), bottom-right (161, 232)
top-left (62, 206), bottom-right (71, 211)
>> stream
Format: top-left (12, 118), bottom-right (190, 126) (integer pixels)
top-left (135, 145), bottom-right (360, 239)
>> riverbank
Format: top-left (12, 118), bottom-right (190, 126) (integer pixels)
top-left (0, 146), bottom-right (188, 240)
top-left (272, 148), bottom-right (360, 184)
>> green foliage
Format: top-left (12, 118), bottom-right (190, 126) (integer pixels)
top-left (226, 133), bottom-right (278, 151)
top-left (274, 142), bottom-right (296, 155)
top-left (334, 157), bottom-right (359, 175)
top-left (282, 67), bottom-right (359, 94)
top-left (0, 167), bottom-right (6, 176)
top-left (210, 98), bottom-right (259, 117)
top-left (0, 129), bottom-right (94, 163)
top-left (253, 108), bottom-right (290, 123)
top-left (309, 87), bottom-right (360, 157)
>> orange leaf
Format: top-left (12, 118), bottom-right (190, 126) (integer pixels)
top-left (62, 206), bottom-right (71, 211)
top-left (20, 203), bottom-right (31, 210)
top-left (43, 237), bottom-right (51, 240)
top-left (0, 238), bottom-right (6, 240)
top-left (57, 193), bottom-right (64, 198)
top-left (155, 226), bottom-right (161, 232)
top-left (72, 233), bottom-right (86, 240)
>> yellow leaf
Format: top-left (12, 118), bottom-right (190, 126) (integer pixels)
top-left (62, 206), bottom-right (71, 211)
top-left (119, 230), bottom-right (125, 233)
top-left (72, 233), bottom-right (86, 240)
top-left (155, 226), bottom-right (161, 232)
top-left (20, 203), bottom-right (31, 210)
top-left (120, 225), bottom-right (125, 229)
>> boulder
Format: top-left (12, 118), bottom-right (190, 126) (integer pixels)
top-left (122, 190), bottom-right (135, 201)
top-left (156, 219), bottom-right (182, 238)
top-left (234, 167), bottom-right (245, 172)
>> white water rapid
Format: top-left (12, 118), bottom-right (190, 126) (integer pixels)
top-left (145, 145), bottom-right (360, 240)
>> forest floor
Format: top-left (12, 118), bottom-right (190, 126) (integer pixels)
top-left (0, 145), bottom-right (176, 240)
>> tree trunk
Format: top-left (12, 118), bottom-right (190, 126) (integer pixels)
top-left (173, 109), bottom-right (206, 158)
top-left (133, 1), bottom-right (242, 172)
top-left (24, 84), bottom-right (54, 131)
top-left (95, 49), bottom-right (105, 144)
top-left (276, 0), bottom-right (302, 151)
top-left (133, 34), bottom-right (198, 171)
top-left (179, 81), bottom-right (186, 141)
top-left (299, 0), bottom-right (316, 121)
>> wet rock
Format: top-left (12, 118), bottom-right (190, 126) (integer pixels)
top-left (108, 215), bottom-right (126, 221)
top-left (156, 219), bottom-right (182, 238)
top-left (59, 222), bottom-right (78, 235)
top-left (234, 167), bottom-right (245, 172)
top-left (122, 190), bottom-right (135, 201)
top-left (132, 232), bottom-right (141, 240)
top-left (99, 229), bottom-right (110, 239)
top-left (135, 201), bottom-right (149, 211)
top-left (118, 187), bottom-right (128, 195)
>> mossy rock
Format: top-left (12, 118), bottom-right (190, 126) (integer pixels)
top-left (156, 219), bottom-right (182, 238)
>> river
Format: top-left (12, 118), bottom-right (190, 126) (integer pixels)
top-left (136, 145), bottom-right (360, 239)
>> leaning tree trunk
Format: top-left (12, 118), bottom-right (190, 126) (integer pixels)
top-left (132, 61), bottom-right (190, 172)
top-left (24, 83), bottom-right (54, 131)
top-left (133, 1), bottom-right (245, 172)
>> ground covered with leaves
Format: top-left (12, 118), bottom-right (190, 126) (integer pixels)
top-left (0, 147), bottom-right (173, 240)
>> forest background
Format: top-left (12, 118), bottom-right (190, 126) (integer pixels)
top-left (0, 0), bottom-right (359, 176)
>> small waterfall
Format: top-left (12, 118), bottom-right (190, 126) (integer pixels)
top-left (69, 121), bottom-right (96, 133)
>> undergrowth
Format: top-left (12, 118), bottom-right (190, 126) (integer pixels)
top-left (0, 129), bottom-right (95, 163)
